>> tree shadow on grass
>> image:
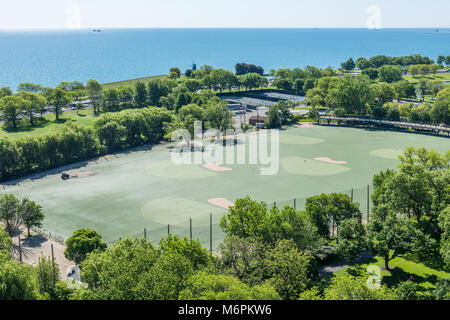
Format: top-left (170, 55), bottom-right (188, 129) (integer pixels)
top-left (381, 266), bottom-right (440, 290)
top-left (2, 118), bottom-right (51, 133)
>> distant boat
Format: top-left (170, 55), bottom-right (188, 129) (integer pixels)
top-left (92, 29), bottom-right (102, 32)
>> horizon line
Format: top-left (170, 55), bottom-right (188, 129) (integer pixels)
top-left (1, 26), bottom-right (450, 31)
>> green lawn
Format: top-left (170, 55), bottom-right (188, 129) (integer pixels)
top-left (403, 72), bottom-right (450, 84)
top-left (102, 75), bottom-right (168, 89)
top-left (337, 256), bottom-right (450, 291)
top-left (0, 109), bottom-right (98, 139)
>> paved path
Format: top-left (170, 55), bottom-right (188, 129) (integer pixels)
top-left (319, 251), bottom-right (372, 276)
top-left (10, 230), bottom-right (74, 281)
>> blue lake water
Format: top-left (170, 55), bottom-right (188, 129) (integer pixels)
top-left (0, 28), bottom-right (450, 89)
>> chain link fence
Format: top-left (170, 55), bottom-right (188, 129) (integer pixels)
top-left (110, 185), bottom-right (374, 250)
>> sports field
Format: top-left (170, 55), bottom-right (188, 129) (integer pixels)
top-left (2, 126), bottom-right (449, 247)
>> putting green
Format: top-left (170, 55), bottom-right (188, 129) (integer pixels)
top-left (370, 148), bottom-right (403, 159)
top-left (280, 156), bottom-right (350, 176)
top-left (141, 197), bottom-right (224, 226)
top-left (146, 159), bottom-right (217, 179)
top-left (279, 133), bottom-right (325, 145)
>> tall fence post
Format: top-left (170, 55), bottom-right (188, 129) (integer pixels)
top-left (367, 185), bottom-right (370, 220)
top-left (18, 234), bottom-right (22, 263)
top-left (190, 218), bottom-right (192, 240)
top-left (51, 243), bottom-right (56, 285)
top-left (210, 214), bottom-right (212, 253)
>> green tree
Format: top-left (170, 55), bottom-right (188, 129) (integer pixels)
top-left (417, 79), bottom-right (430, 102)
top-left (95, 117), bottom-right (126, 151)
top-left (0, 95), bottom-right (28, 129)
top-left (86, 79), bottom-right (103, 114)
top-left (134, 81), bottom-right (147, 106)
top-left (77, 238), bottom-right (159, 299)
top-left (326, 75), bottom-right (373, 116)
top-left (179, 271), bottom-right (280, 300)
top-left (102, 88), bottom-right (120, 111)
top-left (378, 65), bottom-right (403, 83)
top-left (36, 255), bottom-right (60, 297)
top-left (17, 83), bottom-right (43, 93)
top-left (356, 57), bottom-right (373, 70)
top-left (0, 228), bottom-right (12, 257)
top-left (169, 67), bottom-right (181, 78)
top-left (158, 234), bottom-right (212, 271)
top-left (438, 207), bottom-right (450, 268)
top-left (64, 228), bottom-right (106, 265)
top-left (431, 86), bottom-right (450, 124)
top-left (323, 273), bottom-right (394, 300)
top-left (335, 218), bottom-right (368, 261)
top-left (368, 212), bottom-right (413, 270)
top-left (218, 235), bottom-right (265, 286)
top-left (408, 65), bottom-right (420, 78)
top-left (361, 68), bottom-right (379, 80)
top-left (0, 87), bottom-right (13, 99)
top-left (267, 104), bottom-right (281, 128)
top-left (0, 194), bottom-right (21, 235)
top-left (263, 239), bottom-right (317, 299)
top-left (134, 253), bottom-right (194, 300)
top-left (305, 193), bottom-right (361, 238)
top-left (0, 259), bottom-right (40, 300)
top-left (205, 101), bottom-right (233, 132)
top-left (18, 91), bottom-right (47, 125)
top-left (49, 88), bottom-right (69, 121)
top-left (341, 58), bottom-right (355, 71)
top-left (19, 198), bottom-right (44, 237)
top-left (395, 281), bottom-right (420, 300)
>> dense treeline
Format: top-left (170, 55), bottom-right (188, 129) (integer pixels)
top-left (1, 147), bottom-right (448, 300)
top-left (343, 54), bottom-right (437, 71)
top-left (303, 75), bottom-right (449, 124)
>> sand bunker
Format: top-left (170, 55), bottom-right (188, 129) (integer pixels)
top-left (69, 171), bottom-right (96, 178)
top-left (202, 163), bottom-right (232, 172)
top-left (314, 157), bottom-right (347, 164)
top-left (208, 198), bottom-right (234, 209)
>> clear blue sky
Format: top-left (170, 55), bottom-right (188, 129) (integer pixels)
top-left (1, 0), bottom-right (449, 29)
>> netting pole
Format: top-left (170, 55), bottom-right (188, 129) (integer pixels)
top-left (190, 218), bottom-right (192, 240)
top-left (294, 198), bottom-right (296, 210)
top-left (144, 228), bottom-right (146, 239)
top-left (51, 243), bottom-right (56, 286)
top-left (210, 214), bottom-right (212, 253)
top-left (168, 224), bottom-right (170, 235)
top-left (18, 234), bottom-right (22, 263)
top-left (351, 188), bottom-right (353, 202)
top-left (367, 185), bottom-right (370, 221)
top-left (274, 201), bottom-right (276, 208)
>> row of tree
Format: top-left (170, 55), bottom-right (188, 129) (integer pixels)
top-left (341, 54), bottom-right (437, 71)
top-left (305, 75), bottom-right (449, 124)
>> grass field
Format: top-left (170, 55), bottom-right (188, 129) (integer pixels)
top-left (404, 72), bottom-right (450, 83)
top-left (102, 75), bottom-right (168, 89)
top-left (337, 256), bottom-right (450, 292)
top-left (2, 126), bottom-right (449, 247)
top-left (0, 109), bottom-right (98, 139)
